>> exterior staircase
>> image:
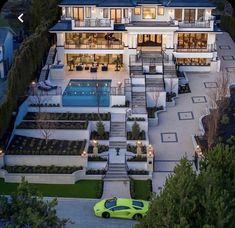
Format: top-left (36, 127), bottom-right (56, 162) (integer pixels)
top-left (104, 163), bottom-right (129, 181)
top-left (109, 113), bottom-right (127, 149)
top-left (110, 122), bottom-right (126, 137)
top-left (132, 92), bottom-right (147, 114)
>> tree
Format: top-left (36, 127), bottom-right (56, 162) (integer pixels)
top-left (136, 145), bottom-right (235, 228)
top-left (96, 121), bottom-right (105, 138)
top-left (150, 91), bottom-right (160, 107)
top-left (206, 72), bottom-right (230, 149)
top-left (0, 178), bottom-right (69, 227)
top-left (36, 112), bottom-right (54, 144)
top-left (132, 121), bottom-right (140, 140)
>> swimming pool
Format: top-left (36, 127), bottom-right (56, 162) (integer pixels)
top-left (62, 80), bottom-right (111, 107)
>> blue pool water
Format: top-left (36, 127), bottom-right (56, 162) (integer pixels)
top-left (62, 80), bottom-right (111, 107)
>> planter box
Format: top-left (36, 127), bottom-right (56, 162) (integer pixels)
top-left (1, 169), bottom-right (86, 184)
top-left (127, 161), bottom-right (147, 170)
top-left (5, 155), bottom-right (88, 167)
top-left (88, 161), bottom-right (107, 169)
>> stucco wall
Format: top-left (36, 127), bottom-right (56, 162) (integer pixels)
top-left (5, 155), bottom-right (88, 167)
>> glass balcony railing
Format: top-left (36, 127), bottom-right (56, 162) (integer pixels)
top-left (174, 44), bottom-right (217, 52)
top-left (178, 20), bottom-right (211, 28)
top-left (74, 19), bottom-right (112, 28)
top-left (64, 41), bottom-right (124, 49)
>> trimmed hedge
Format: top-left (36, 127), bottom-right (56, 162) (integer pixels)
top-left (127, 144), bottom-right (147, 154)
top-left (127, 155), bottom-right (147, 162)
top-left (3, 165), bottom-right (83, 174)
top-left (17, 121), bottom-right (88, 130)
top-left (7, 135), bottom-right (86, 155)
top-left (88, 145), bottom-right (109, 154)
top-left (86, 169), bottom-right (106, 175)
top-left (88, 156), bottom-right (107, 162)
top-left (24, 112), bottom-right (111, 121)
top-left (128, 169), bottom-right (149, 175)
top-left (127, 130), bottom-right (146, 140)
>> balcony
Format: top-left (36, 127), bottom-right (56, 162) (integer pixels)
top-left (64, 41), bottom-right (124, 50)
top-left (72, 19), bottom-right (114, 30)
top-left (178, 20), bottom-right (214, 29)
top-left (174, 44), bottom-right (217, 53)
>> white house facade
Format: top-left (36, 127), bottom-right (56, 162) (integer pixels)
top-left (50, 0), bottom-right (221, 74)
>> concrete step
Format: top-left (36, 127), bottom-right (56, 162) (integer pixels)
top-left (109, 141), bottom-right (127, 149)
top-left (103, 177), bottom-right (130, 181)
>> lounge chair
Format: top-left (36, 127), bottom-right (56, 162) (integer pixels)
top-left (37, 81), bottom-right (54, 91)
top-left (44, 80), bottom-right (58, 89)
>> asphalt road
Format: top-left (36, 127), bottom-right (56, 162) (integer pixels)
top-left (56, 198), bottom-right (137, 228)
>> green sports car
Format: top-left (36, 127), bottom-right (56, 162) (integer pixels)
top-left (93, 197), bottom-right (149, 220)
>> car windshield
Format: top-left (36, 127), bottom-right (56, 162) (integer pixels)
top-left (104, 198), bottom-right (117, 209)
top-left (132, 200), bottom-right (144, 208)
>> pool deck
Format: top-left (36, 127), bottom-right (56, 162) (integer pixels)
top-left (50, 65), bottom-right (129, 93)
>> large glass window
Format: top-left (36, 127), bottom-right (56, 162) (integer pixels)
top-left (86, 7), bottom-right (91, 18)
top-left (138, 34), bottom-right (162, 46)
top-left (123, 9), bottom-right (129, 18)
top-left (134, 7), bottom-right (141, 15)
top-left (143, 7), bottom-right (156, 19)
top-left (176, 58), bottom-right (209, 66)
top-left (184, 9), bottom-right (196, 22)
top-left (175, 9), bottom-right (182, 21)
top-left (110, 9), bottom-right (122, 23)
top-left (103, 9), bottom-right (109, 18)
top-left (197, 9), bottom-right (205, 21)
top-left (177, 33), bottom-right (208, 49)
top-left (158, 7), bottom-right (164, 16)
top-left (73, 7), bottom-right (84, 21)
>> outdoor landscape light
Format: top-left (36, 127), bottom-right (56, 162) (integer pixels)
top-left (0, 149), bottom-right (3, 155)
top-left (82, 151), bottom-right (87, 157)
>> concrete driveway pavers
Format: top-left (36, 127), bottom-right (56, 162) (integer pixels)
top-left (56, 198), bottom-right (136, 228)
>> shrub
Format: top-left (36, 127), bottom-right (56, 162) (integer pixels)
top-left (127, 155), bottom-right (147, 162)
top-left (88, 156), bottom-right (107, 162)
top-left (3, 165), bottom-right (83, 174)
top-left (131, 122), bottom-right (140, 139)
top-left (86, 169), bottom-right (106, 175)
top-left (88, 145), bottom-right (109, 154)
top-left (220, 114), bottom-right (230, 125)
top-left (96, 121), bottom-right (105, 138)
top-left (127, 169), bottom-right (149, 175)
top-left (127, 144), bottom-right (147, 154)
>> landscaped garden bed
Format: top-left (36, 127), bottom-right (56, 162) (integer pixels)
top-left (0, 178), bottom-right (103, 198)
top-left (127, 117), bottom-right (145, 121)
top-left (166, 92), bottom-right (176, 102)
top-left (24, 112), bottom-right (111, 121)
top-left (90, 131), bottom-right (109, 140)
top-left (127, 122), bottom-right (146, 140)
top-left (3, 165), bottom-right (83, 174)
top-left (199, 87), bottom-right (235, 150)
top-left (112, 100), bottom-right (130, 108)
top-left (86, 169), bottom-right (106, 175)
top-left (17, 121), bottom-right (88, 130)
top-left (127, 131), bottom-right (146, 140)
top-left (127, 156), bottom-right (147, 162)
top-left (88, 156), bottom-right (107, 162)
top-left (130, 179), bottom-right (152, 200)
top-left (127, 144), bottom-right (147, 154)
top-left (127, 169), bottom-right (149, 175)
top-left (178, 84), bottom-right (191, 94)
top-left (7, 135), bottom-right (87, 155)
top-left (30, 103), bottom-right (60, 107)
top-left (147, 106), bottom-right (164, 118)
top-left (88, 145), bottom-right (109, 154)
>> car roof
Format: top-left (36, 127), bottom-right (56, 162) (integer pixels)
top-left (116, 198), bottom-right (144, 207)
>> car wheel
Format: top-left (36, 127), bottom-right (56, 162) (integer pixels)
top-left (133, 214), bottom-right (142, 220)
top-left (102, 212), bottom-right (110, 218)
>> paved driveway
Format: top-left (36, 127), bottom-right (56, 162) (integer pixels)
top-left (151, 32), bottom-right (235, 194)
top-left (56, 198), bottom-right (136, 228)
